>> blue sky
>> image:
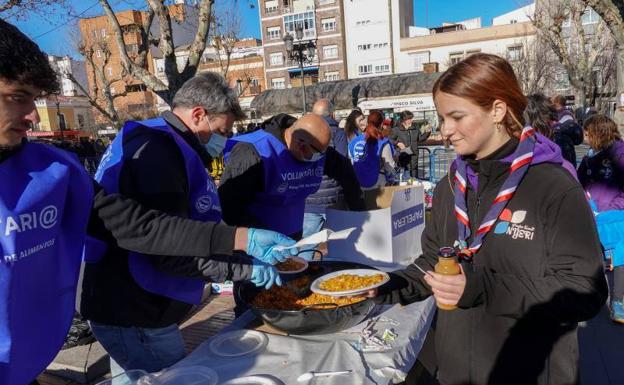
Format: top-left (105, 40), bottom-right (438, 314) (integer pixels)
top-left (7, 0), bottom-right (528, 58)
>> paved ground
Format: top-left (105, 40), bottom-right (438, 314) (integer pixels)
top-left (39, 287), bottom-right (623, 385)
top-left (38, 294), bottom-right (236, 385)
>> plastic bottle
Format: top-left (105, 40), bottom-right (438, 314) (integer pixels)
top-left (434, 247), bottom-right (461, 310)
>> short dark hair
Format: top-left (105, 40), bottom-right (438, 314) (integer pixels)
top-left (0, 20), bottom-right (59, 94)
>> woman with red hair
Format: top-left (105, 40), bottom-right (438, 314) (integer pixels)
top-left (374, 53), bottom-right (607, 385)
top-left (347, 110), bottom-right (396, 189)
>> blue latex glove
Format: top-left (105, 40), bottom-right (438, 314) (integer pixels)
top-left (251, 261), bottom-right (282, 289)
top-left (247, 228), bottom-right (298, 265)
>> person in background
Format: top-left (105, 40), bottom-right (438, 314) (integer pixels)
top-left (551, 94), bottom-right (583, 166)
top-left (348, 110), bottom-right (396, 189)
top-left (390, 110), bottom-right (431, 178)
top-left (0, 20), bottom-right (295, 385)
top-left (344, 109), bottom-right (367, 142)
top-left (81, 72), bottom-right (299, 376)
top-left (219, 113), bottom-right (363, 242)
top-left (374, 53), bottom-right (607, 385)
top-left (578, 115), bottom-right (624, 323)
top-left (524, 93), bottom-right (578, 178)
top-left (301, 100), bottom-right (363, 251)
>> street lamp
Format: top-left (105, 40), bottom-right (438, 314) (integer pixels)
top-left (55, 94), bottom-right (65, 141)
top-left (283, 23), bottom-right (316, 114)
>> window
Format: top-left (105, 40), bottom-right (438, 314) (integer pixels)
top-left (449, 52), bottom-right (463, 65)
top-left (582, 8), bottom-right (600, 25)
top-left (57, 113), bottom-right (66, 130)
top-left (106, 67), bottom-right (113, 76)
top-left (269, 52), bottom-right (283, 66)
top-left (271, 77), bottom-right (286, 89)
top-left (127, 84), bottom-right (147, 93)
top-left (284, 11), bottom-right (316, 39)
top-left (466, 49), bottom-right (481, 56)
top-left (77, 115), bottom-right (85, 128)
top-left (358, 64), bottom-right (373, 75)
top-left (125, 44), bottom-right (139, 53)
top-left (96, 50), bottom-right (102, 58)
top-left (92, 30), bottom-right (98, 39)
top-left (265, 0), bottom-right (278, 13)
top-left (100, 28), bottom-right (107, 38)
top-left (324, 71), bottom-right (339, 81)
top-left (321, 17), bottom-right (336, 32)
top-left (322, 45), bottom-right (338, 59)
top-left (410, 52), bottom-right (429, 72)
top-left (374, 64), bottom-right (390, 73)
top-left (507, 45), bottom-right (522, 61)
top-left (555, 71), bottom-right (570, 91)
top-left (267, 26), bottom-right (281, 40)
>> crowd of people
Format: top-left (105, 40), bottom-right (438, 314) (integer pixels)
top-left (1, 17), bottom-right (623, 385)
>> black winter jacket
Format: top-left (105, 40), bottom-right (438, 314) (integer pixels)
top-left (81, 112), bottom-right (254, 328)
top-left (378, 140), bottom-right (607, 385)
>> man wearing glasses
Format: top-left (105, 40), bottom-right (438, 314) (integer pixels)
top-left (219, 113), bottom-right (364, 242)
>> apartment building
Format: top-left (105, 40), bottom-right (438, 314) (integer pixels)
top-left (78, 2), bottom-right (197, 124)
top-left (47, 55), bottom-right (88, 97)
top-left (259, 0), bottom-right (347, 90)
top-left (342, 0), bottom-right (413, 79)
top-left (154, 38), bottom-right (266, 116)
top-left (396, 5), bottom-right (537, 75)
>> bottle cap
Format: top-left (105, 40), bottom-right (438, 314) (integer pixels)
top-left (438, 247), bottom-right (456, 257)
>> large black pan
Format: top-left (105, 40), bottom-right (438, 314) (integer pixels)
top-left (237, 261), bottom-right (377, 335)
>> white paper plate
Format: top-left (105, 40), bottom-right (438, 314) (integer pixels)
top-left (310, 269), bottom-right (390, 297)
top-left (208, 330), bottom-right (268, 357)
top-left (219, 375), bottom-right (284, 385)
top-left (275, 256), bottom-right (308, 275)
top-left (156, 366), bottom-right (218, 385)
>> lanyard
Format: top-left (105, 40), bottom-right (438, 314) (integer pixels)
top-left (453, 126), bottom-right (536, 261)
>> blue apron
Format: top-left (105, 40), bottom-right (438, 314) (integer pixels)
top-left (348, 134), bottom-right (393, 188)
top-left (0, 143), bottom-right (93, 385)
top-left (88, 118), bottom-right (221, 305)
top-left (225, 130), bottom-right (324, 236)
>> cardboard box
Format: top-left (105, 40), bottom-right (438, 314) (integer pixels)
top-left (325, 184), bottom-right (425, 271)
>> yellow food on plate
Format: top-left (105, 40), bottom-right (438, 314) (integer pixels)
top-left (319, 273), bottom-right (385, 292)
top-left (252, 276), bottom-right (364, 310)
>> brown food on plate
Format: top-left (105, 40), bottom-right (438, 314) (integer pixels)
top-left (275, 258), bottom-right (305, 272)
top-left (252, 276), bottom-right (364, 310)
top-left (319, 273), bottom-right (385, 292)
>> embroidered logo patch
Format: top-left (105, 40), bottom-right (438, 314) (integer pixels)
top-left (494, 209), bottom-right (535, 240)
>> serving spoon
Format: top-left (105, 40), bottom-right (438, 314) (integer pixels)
top-left (297, 370), bottom-right (353, 382)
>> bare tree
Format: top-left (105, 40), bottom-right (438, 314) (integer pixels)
top-left (97, 0), bottom-right (214, 106)
top-left (533, 0), bottom-right (616, 107)
top-left (508, 36), bottom-right (560, 95)
top-left (67, 40), bottom-right (128, 128)
top-left (0, 0), bottom-right (69, 19)
top-left (210, 5), bottom-right (242, 79)
top-left (581, 0), bottom-right (624, 105)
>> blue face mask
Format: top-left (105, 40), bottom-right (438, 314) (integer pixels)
top-left (303, 151), bottom-right (324, 163)
top-left (201, 116), bottom-right (228, 157)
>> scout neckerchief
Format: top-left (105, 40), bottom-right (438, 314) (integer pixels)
top-left (453, 126), bottom-right (536, 262)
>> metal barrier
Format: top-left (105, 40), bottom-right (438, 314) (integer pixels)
top-left (429, 146), bottom-right (456, 183)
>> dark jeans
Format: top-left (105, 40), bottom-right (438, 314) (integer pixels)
top-left (614, 265), bottom-right (624, 303)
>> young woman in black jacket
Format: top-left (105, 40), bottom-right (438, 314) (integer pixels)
top-left (375, 53), bottom-right (607, 385)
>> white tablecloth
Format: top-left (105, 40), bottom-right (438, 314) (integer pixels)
top-left (173, 298), bottom-right (435, 385)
